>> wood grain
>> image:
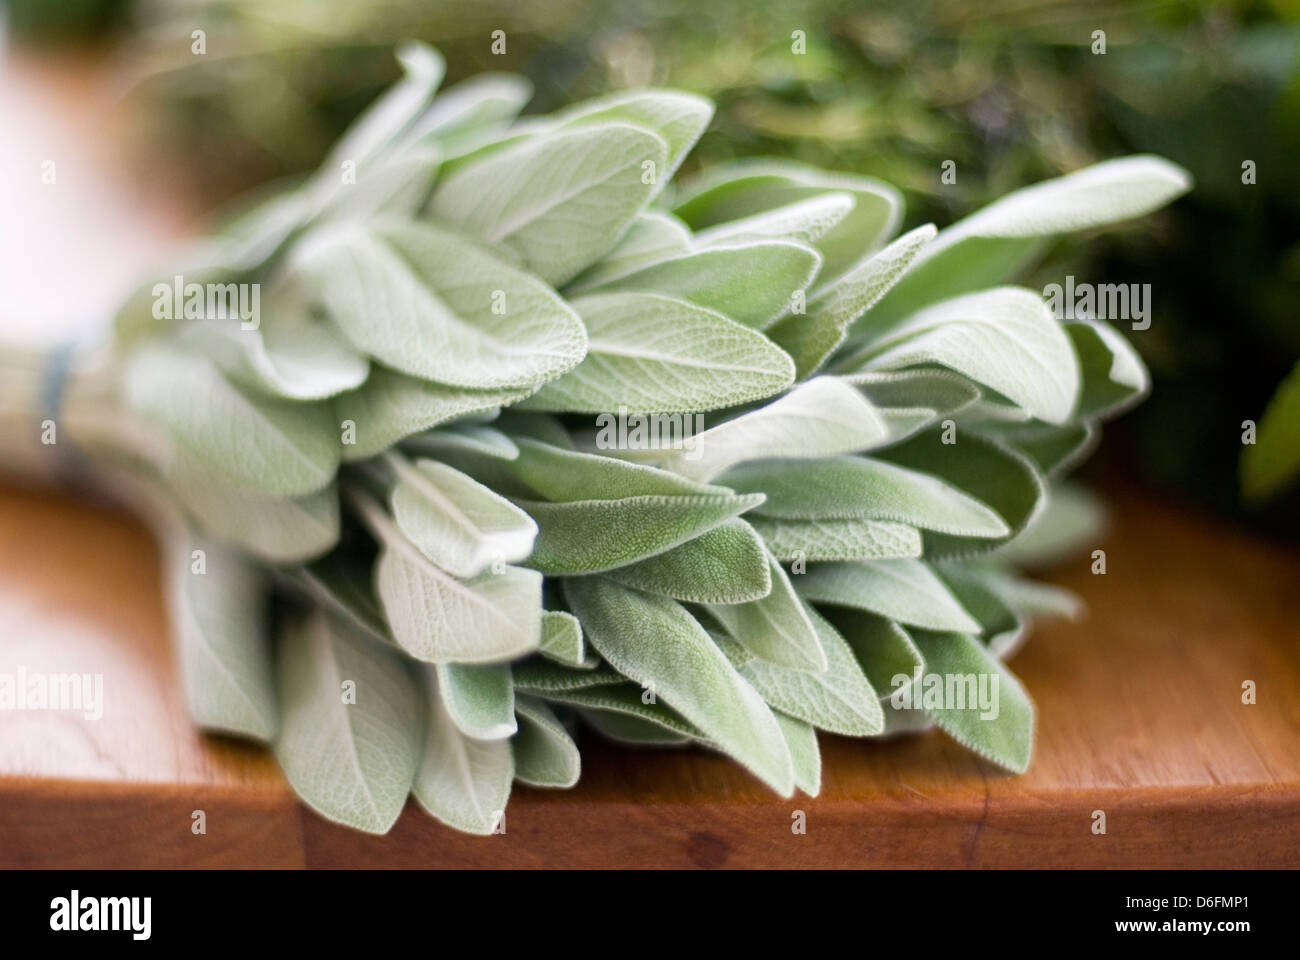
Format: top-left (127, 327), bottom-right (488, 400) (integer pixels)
top-left (1, 478), bottom-right (1297, 868)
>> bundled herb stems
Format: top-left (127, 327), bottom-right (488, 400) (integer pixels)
top-left (4, 44), bottom-right (1190, 834)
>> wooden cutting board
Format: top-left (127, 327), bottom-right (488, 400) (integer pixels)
top-left (1, 477), bottom-right (1297, 868)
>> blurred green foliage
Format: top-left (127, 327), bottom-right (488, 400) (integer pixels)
top-left (49, 0), bottom-right (1300, 531)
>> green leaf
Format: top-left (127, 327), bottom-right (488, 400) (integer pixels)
top-left (907, 631), bottom-right (1035, 774)
top-left (564, 578), bottom-right (794, 794)
top-left (773, 713), bottom-right (821, 796)
top-left (663, 376), bottom-right (892, 482)
top-left (602, 518), bottom-right (772, 604)
top-left (597, 241), bottom-right (822, 329)
top-left (413, 667), bottom-right (513, 835)
top-left (711, 604), bottom-right (884, 736)
top-left (287, 219), bottom-right (586, 390)
top-left (354, 492), bottom-right (543, 663)
top-left (333, 366), bottom-right (529, 461)
top-left (1067, 319), bottom-right (1150, 420)
top-left (1243, 358), bottom-right (1300, 501)
top-left (880, 429), bottom-right (1046, 559)
top-left (846, 287), bottom-right (1080, 425)
top-left (748, 516), bottom-right (922, 562)
top-left (504, 436), bottom-right (734, 501)
top-left (388, 454), bottom-right (537, 578)
top-left (673, 159), bottom-right (903, 286)
top-left (518, 492), bottom-right (764, 575)
top-left (164, 529), bottom-right (277, 741)
top-left (124, 343), bottom-right (339, 497)
top-left (934, 565), bottom-right (1025, 655)
top-left (723, 455), bottom-right (1009, 539)
top-left (844, 368), bottom-right (981, 417)
top-left (168, 459), bottom-right (338, 564)
top-left (435, 662), bottom-right (516, 740)
top-left (821, 609), bottom-right (925, 703)
top-left (511, 658), bottom-right (624, 693)
top-left (512, 695), bottom-right (581, 788)
top-left (180, 291), bottom-right (368, 402)
top-left (796, 559), bottom-right (981, 633)
top-left (580, 708), bottom-right (692, 745)
top-left (405, 72), bottom-right (533, 149)
top-left (539, 610), bottom-right (588, 668)
top-left (540, 683), bottom-right (704, 739)
top-left (566, 211), bottom-right (693, 289)
top-left (551, 89), bottom-right (713, 190)
top-left (693, 193), bottom-right (854, 248)
top-left (975, 420), bottom-right (1097, 478)
top-left (282, 552), bottom-right (391, 649)
top-left (868, 156), bottom-right (1192, 325)
top-left (705, 550), bottom-right (827, 670)
top-left (428, 121), bottom-right (669, 285)
top-left (401, 424), bottom-right (520, 461)
top-left (274, 610), bottom-right (422, 834)
top-left (521, 291), bottom-right (794, 413)
top-left (768, 224), bottom-right (936, 377)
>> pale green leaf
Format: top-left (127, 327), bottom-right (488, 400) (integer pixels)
top-left (539, 610), bottom-right (587, 668)
top-left (566, 210), bottom-right (693, 289)
top-left (773, 713), bottom-right (821, 795)
top-left (1067, 318), bottom-right (1150, 420)
top-left (274, 610), bottom-right (422, 834)
top-left (796, 558), bottom-right (981, 633)
top-left (602, 517), bottom-right (771, 604)
top-left (693, 193), bottom-right (854, 248)
top-left (749, 515), bottom-right (922, 562)
top-left (512, 695), bottom-right (581, 787)
top-left (820, 609), bottom-right (925, 703)
top-left (705, 550), bottom-right (827, 670)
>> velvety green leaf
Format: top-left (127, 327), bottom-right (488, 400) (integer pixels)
top-left (847, 287), bottom-right (1080, 425)
top-left (580, 708), bottom-right (693, 745)
top-left (993, 482), bottom-right (1106, 569)
top-left (518, 492), bottom-right (764, 575)
top-left (663, 376), bottom-right (892, 482)
top-left (512, 695), bottom-right (581, 787)
top-left (333, 366), bottom-right (529, 461)
top-left (821, 609), bottom-right (925, 703)
top-left (705, 550), bottom-right (827, 670)
top-left (413, 667), bottom-right (512, 835)
top-left (539, 609), bottom-right (588, 668)
top-left (749, 516), bottom-right (922, 562)
top-left (521, 291), bottom-right (794, 414)
top-left (540, 682), bottom-right (704, 739)
top-left (124, 343), bottom-right (339, 497)
top-left (774, 713), bottom-right (821, 795)
top-left (908, 631), bottom-right (1035, 773)
top-left (274, 610), bottom-right (422, 834)
top-left (796, 559), bottom-right (981, 633)
top-left (388, 454), bottom-right (537, 578)
top-left (435, 662), bottom-right (516, 740)
top-left (505, 437), bottom-right (733, 500)
top-left (934, 565), bottom-right (1025, 655)
top-left (428, 121), bottom-right (668, 285)
top-left (284, 552), bottom-right (391, 649)
top-left (693, 193), bottom-right (854, 248)
top-left (598, 241), bottom-right (822, 329)
top-left (723, 455), bottom-right (1009, 539)
top-left (673, 159), bottom-right (903, 286)
top-left (769, 224), bottom-right (936, 377)
top-left (566, 211), bottom-right (693, 289)
top-left (565, 578), bottom-right (794, 794)
top-left (843, 368), bottom-right (981, 417)
top-left (164, 529), bottom-right (277, 740)
top-left (401, 424), bottom-right (519, 461)
top-left (711, 604), bottom-right (884, 736)
top-left (602, 517), bottom-right (771, 604)
top-left (868, 156), bottom-right (1192, 325)
top-left (511, 658), bottom-right (624, 693)
top-left (287, 219), bottom-right (586, 389)
top-left (405, 72), bottom-right (533, 150)
top-left (1067, 318), bottom-right (1150, 420)
top-left (975, 420), bottom-right (1097, 478)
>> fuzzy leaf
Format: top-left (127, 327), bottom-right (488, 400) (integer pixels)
top-left (693, 193), bottom-right (854, 248)
top-left (1067, 318), bottom-right (1151, 421)
top-left (413, 668), bottom-right (513, 835)
top-left (602, 517), bottom-right (772, 604)
top-left (522, 291), bottom-right (794, 413)
top-left (705, 550), bottom-right (827, 670)
top-left (435, 662), bottom-right (517, 740)
top-left (567, 211), bottom-right (693, 289)
top-left (274, 610), bottom-right (422, 834)
top-left (821, 609), bottom-right (925, 703)
top-left (796, 558), bottom-right (981, 633)
top-left (287, 219), bottom-right (586, 390)
top-left (565, 578), bottom-right (794, 794)
top-left (512, 695), bottom-right (581, 787)
top-left (428, 121), bottom-right (668, 285)
top-left (539, 610), bottom-right (587, 667)
top-left (749, 516), bottom-right (922, 562)
top-left (774, 713), bottom-right (821, 796)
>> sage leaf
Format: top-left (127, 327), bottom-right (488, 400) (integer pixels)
top-left (796, 558), bottom-right (981, 633)
top-left (124, 343), bottom-right (339, 497)
top-left (774, 713), bottom-right (821, 796)
top-left (164, 530), bottom-right (277, 741)
top-left (435, 661), bottom-right (516, 740)
top-left (602, 518), bottom-right (772, 604)
top-left (288, 219), bottom-right (586, 389)
top-left (564, 578), bottom-right (794, 794)
top-left (539, 682), bottom-right (705, 739)
top-left (705, 550), bottom-right (827, 671)
top-left (512, 695), bottom-right (581, 787)
top-left (505, 436), bottom-right (734, 501)
top-left (539, 609), bottom-right (588, 668)
top-left (521, 291), bottom-right (795, 414)
top-left (388, 454), bottom-right (537, 578)
top-left (413, 668), bottom-right (513, 835)
top-left (429, 121), bottom-right (669, 285)
top-left (749, 516), bottom-right (922, 562)
top-left (401, 424), bottom-right (519, 461)
top-left (567, 210), bottom-right (693, 289)
top-left (1068, 318), bottom-right (1150, 420)
top-left (909, 631), bottom-right (1035, 774)
top-left (274, 610), bottom-right (422, 834)
top-left (821, 609), bottom-right (925, 702)
top-left (580, 708), bottom-right (692, 745)
top-left (693, 193), bottom-right (854, 248)
top-left (511, 658), bottom-right (624, 693)
top-left (664, 376), bottom-right (892, 482)
top-left (598, 241), bottom-right (822, 329)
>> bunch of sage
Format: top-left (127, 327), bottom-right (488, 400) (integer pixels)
top-left (4, 43), bottom-right (1190, 834)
